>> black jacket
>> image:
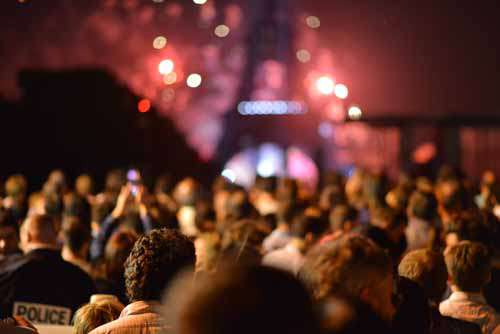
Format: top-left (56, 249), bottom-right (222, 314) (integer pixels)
top-left (0, 249), bottom-right (95, 324)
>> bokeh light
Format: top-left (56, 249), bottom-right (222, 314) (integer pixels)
top-left (348, 105), bottom-right (363, 120)
top-left (316, 76), bottom-right (335, 95)
top-left (152, 36), bottom-right (167, 49)
top-left (158, 59), bottom-right (174, 75)
top-left (221, 169), bottom-right (237, 183)
top-left (318, 122), bottom-right (334, 139)
top-left (214, 24), bottom-right (230, 38)
top-left (163, 72), bottom-right (177, 85)
top-left (193, 0), bottom-right (207, 4)
top-left (138, 99), bottom-right (151, 113)
top-left (334, 83), bottom-right (349, 99)
top-left (186, 73), bottom-right (202, 88)
top-left (296, 49), bottom-right (311, 63)
top-left (306, 16), bottom-right (321, 29)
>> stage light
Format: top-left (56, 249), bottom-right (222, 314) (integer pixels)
top-left (193, 0), bottom-right (207, 4)
top-left (334, 83), bottom-right (349, 99)
top-left (296, 49), bottom-right (311, 63)
top-left (348, 105), bottom-right (362, 120)
top-left (187, 73), bottom-right (202, 88)
top-left (153, 36), bottom-right (167, 49)
top-left (257, 160), bottom-right (275, 178)
top-left (316, 76), bottom-right (335, 95)
top-left (221, 169), bottom-right (237, 183)
top-left (306, 16), bottom-right (321, 29)
top-left (158, 59), bottom-right (174, 75)
top-left (214, 24), bottom-right (230, 38)
top-left (163, 72), bottom-right (177, 85)
top-left (138, 99), bottom-right (151, 113)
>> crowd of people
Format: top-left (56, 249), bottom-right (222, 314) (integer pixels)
top-left (0, 166), bottom-right (500, 334)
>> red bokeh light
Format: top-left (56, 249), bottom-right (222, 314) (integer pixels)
top-left (138, 98), bottom-right (151, 113)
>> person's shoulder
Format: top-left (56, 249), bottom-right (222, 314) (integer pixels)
top-left (0, 253), bottom-right (27, 274)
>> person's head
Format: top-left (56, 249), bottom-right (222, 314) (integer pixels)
top-left (220, 219), bottom-right (269, 265)
top-left (299, 234), bottom-right (394, 322)
top-left (291, 210), bottom-right (329, 245)
top-left (64, 193), bottom-right (91, 227)
top-left (0, 209), bottom-right (19, 256)
top-left (371, 207), bottom-right (406, 241)
top-left (319, 185), bottom-right (346, 212)
top-left (75, 174), bottom-right (94, 198)
top-left (443, 210), bottom-right (491, 251)
top-left (19, 214), bottom-right (57, 251)
top-left (105, 169), bottom-right (126, 195)
top-left (276, 177), bottom-right (299, 203)
top-left (171, 265), bottom-right (319, 334)
top-left (72, 300), bottom-right (122, 334)
top-left (224, 189), bottom-right (254, 222)
top-left (385, 187), bottom-right (409, 214)
top-left (173, 178), bottom-right (200, 207)
top-left (444, 240), bottom-right (492, 293)
top-left (47, 169), bottom-right (67, 191)
top-left (398, 249), bottom-right (448, 302)
top-left (103, 230), bottom-right (138, 282)
top-left (5, 174), bottom-right (28, 201)
top-left (329, 205), bottom-right (358, 234)
top-left (125, 228), bottom-right (195, 302)
top-left (61, 216), bottom-right (91, 259)
top-left (407, 190), bottom-right (437, 222)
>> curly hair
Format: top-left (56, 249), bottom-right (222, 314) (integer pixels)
top-left (124, 228), bottom-right (195, 302)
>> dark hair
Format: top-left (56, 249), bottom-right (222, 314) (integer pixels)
top-left (61, 216), bottom-right (91, 254)
top-left (445, 241), bottom-right (491, 292)
top-left (398, 249), bottom-right (448, 302)
top-left (104, 230), bottom-right (138, 282)
top-left (299, 234), bottom-right (392, 301)
top-left (329, 205), bottom-right (358, 233)
top-left (125, 228), bottom-right (195, 302)
top-left (392, 276), bottom-right (431, 334)
top-left (291, 212), bottom-right (329, 239)
top-left (63, 194), bottom-right (91, 227)
top-left (443, 211), bottom-right (492, 247)
top-left (178, 265), bottom-right (320, 334)
top-left (408, 191), bottom-right (437, 221)
top-left (220, 219), bottom-right (269, 265)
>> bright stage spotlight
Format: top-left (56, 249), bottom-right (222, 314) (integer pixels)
top-left (316, 76), bottom-right (335, 95)
top-left (348, 105), bottom-right (362, 120)
top-left (214, 24), bottom-right (230, 38)
top-left (187, 73), bottom-right (202, 88)
top-left (221, 169), bottom-right (237, 183)
top-left (153, 36), bottom-right (167, 49)
top-left (193, 0), bottom-right (207, 4)
top-left (158, 59), bottom-right (174, 75)
top-left (334, 83), bottom-right (349, 99)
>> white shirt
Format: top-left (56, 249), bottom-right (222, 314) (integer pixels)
top-left (440, 291), bottom-right (500, 334)
top-left (262, 243), bottom-right (304, 275)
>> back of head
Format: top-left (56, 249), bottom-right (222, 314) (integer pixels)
top-left (408, 190), bottom-right (437, 221)
top-left (444, 240), bottom-right (491, 293)
top-left (220, 219), bottom-right (270, 265)
top-left (104, 230), bottom-right (138, 281)
top-left (61, 216), bottom-right (91, 255)
top-left (291, 211), bottom-right (329, 241)
top-left (299, 234), bottom-right (391, 302)
top-left (5, 174), bottom-right (28, 199)
top-left (75, 174), bottom-right (93, 197)
top-left (398, 249), bottom-right (448, 302)
top-left (63, 193), bottom-right (91, 227)
top-left (329, 205), bottom-right (358, 233)
top-left (73, 301), bottom-right (122, 334)
top-left (21, 214), bottom-right (57, 248)
top-left (176, 265), bottom-right (319, 334)
top-left (125, 228), bottom-right (195, 302)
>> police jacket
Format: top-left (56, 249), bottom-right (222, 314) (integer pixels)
top-left (0, 248), bottom-right (95, 325)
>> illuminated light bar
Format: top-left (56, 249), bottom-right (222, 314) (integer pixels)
top-left (237, 101), bottom-right (307, 115)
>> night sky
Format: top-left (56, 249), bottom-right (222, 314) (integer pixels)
top-left (1, 0), bottom-right (499, 118)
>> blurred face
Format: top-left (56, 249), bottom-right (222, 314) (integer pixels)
top-left (362, 273), bottom-right (395, 323)
top-left (0, 226), bottom-right (19, 256)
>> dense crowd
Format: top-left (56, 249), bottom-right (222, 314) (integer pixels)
top-left (1, 166), bottom-right (500, 334)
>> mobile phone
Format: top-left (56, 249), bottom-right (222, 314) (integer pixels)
top-left (127, 169), bottom-right (141, 196)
